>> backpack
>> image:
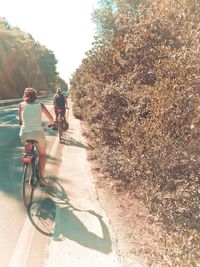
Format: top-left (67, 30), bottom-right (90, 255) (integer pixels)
top-left (54, 94), bottom-right (65, 108)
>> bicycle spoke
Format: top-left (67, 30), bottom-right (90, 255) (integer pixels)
top-left (28, 200), bottom-right (56, 236)
top-left (22, 163), bottom-right (34, 208)
top-left (37, 216), bottom-right (55, 235)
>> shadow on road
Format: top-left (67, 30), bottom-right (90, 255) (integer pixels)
top-left (0, 124), bottom-right (60, 202)
top-left (0, 126), bottom-right (23, 200)
top-left (43, 122), bottom-right (57, 137)
top-left (47, 154), bottom-right (59, 165)
top-left (60, 136), bottom-right (87, 149)
top-left (28, 178), bottom-right (112, 254)
top-left (44, 124), bottom-right (88, 149)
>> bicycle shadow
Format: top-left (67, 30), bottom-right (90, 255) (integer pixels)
top-left (28, 178), bottom-right (112, 254)
top-left (46, 154), bottom-right (59, 165)
top-left (43, 122), bottom-right (57, 137)
top-left (59, 136), bottom-right (87, 149)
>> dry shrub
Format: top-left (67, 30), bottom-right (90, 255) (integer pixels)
top-left (71, 0), bottom-right (200, 265)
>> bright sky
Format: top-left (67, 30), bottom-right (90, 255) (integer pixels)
top-left (1, 0), bottom-right (98, 82)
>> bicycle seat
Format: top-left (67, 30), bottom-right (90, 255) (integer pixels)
top-left (26, 139), bottom-right (38, 144)
top-left (56, 109), bottom-right (63, 113)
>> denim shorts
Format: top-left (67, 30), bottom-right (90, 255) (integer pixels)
top-left (20, 131), bottom-right (46, 148)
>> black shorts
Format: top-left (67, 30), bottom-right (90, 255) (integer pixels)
top-left (55, 108), bottom-right (66, 117)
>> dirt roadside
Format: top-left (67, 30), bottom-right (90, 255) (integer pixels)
top-left (79, 117), bottom-right (166, 267)
top-left (90, 168), bottom-right (166, 267)
top-left (69, 106), bottom-right (173, 267)
top-left (85, 144), bottom-right (200, 267)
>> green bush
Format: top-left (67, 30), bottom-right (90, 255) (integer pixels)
top-left (71, 1), bottom-right (200, 265)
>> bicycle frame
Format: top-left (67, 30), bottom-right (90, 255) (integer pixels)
top-left (21, 141), bottom-right (39, 208)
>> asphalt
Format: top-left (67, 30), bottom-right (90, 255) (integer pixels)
top-left (0, 98), bottom-right (121, 267)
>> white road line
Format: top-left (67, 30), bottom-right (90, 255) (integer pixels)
top-left (1, 116), bottom-right (17, 125)
top-left (46, 134), bottom-right (59, 178)
top-left (8, 133), bottom-right (59, 267)
top-left (8, 216), bottom-right (35, 267)
top-left (0, 104), bottom-right (18, 111)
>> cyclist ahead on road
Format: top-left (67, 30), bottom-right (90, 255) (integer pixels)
top-left (18, 88), bottom-right (54, 187)
top-left (53, 88), bottom-right (69, 124)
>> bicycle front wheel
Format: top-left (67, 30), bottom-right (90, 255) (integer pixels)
top-left (58, 119), bottom-right (62, 143)
top-left (22, 163), bottom-right (34, 208)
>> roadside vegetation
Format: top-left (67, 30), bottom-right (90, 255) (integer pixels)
top-left (70, 0), bottom-right (200, 266)
top-left (0, 17), bottom-right (67, 99)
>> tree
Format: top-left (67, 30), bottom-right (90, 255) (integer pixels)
top-left (0, 19), bottom-right (60, 98)
top-left (71, 1), bottom-right (200, 265)
top-left (0, 17), bottom-right (11, 30)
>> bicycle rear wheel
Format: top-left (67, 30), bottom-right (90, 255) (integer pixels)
top-left (22, 163), bottom-right (34, 208)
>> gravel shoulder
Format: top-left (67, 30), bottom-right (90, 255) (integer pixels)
top-left (90, 165), bottom-right (165, 267)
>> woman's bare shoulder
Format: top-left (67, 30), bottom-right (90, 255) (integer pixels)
top-left (19, 101), bottom-right (26, 107)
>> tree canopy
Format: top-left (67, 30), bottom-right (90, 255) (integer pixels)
top-left (0, 17), bottom-right (68, 99)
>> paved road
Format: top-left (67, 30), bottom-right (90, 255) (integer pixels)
top-left (0, 98), bottom-right (121, 267)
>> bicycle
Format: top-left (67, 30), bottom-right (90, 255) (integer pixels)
top-left (21, 125), bottom-right (55, 208)
top-left (28, 179), bottom-right (104, 238)
top-left (56, 108), bottom-right (69, 143)
top-left (21, 140), bottom-right (39, 208)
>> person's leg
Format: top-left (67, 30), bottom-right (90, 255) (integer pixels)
top-left (37, 146), bottom-right (47, 186)
top-left (55, 109), bottom-right (58, 122)
top-left (62, 109), bottom-right (66, 121)
top-left (61, 109), bottom-right (69, 130)
top-left (24, 143), bottom-right (33, 153)
top-left (34, 132), bottom-right (47, 186)
top-left (20, 133), bottom-right (33, 153)
top-left (54, 109), bottom-right (59, 129)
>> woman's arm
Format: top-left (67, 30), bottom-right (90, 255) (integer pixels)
top-left (18, 103), bottom-right (23, 124)
top-left (65, 98), bottom-right (69, 109)
top-left (41, 103), bottom-right (54, 124)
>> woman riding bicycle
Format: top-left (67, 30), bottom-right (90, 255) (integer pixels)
top-left (18, 88), bottom-right (54, 187)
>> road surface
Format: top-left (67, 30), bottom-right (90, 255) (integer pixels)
top-left (0, 98), bottom-right (121, 267)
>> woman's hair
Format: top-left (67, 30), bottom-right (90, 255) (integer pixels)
top-left (23, 88), bottom-right (37, 103)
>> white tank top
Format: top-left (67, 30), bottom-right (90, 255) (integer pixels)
top-left (20, 101), bottom-right (44, 135)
